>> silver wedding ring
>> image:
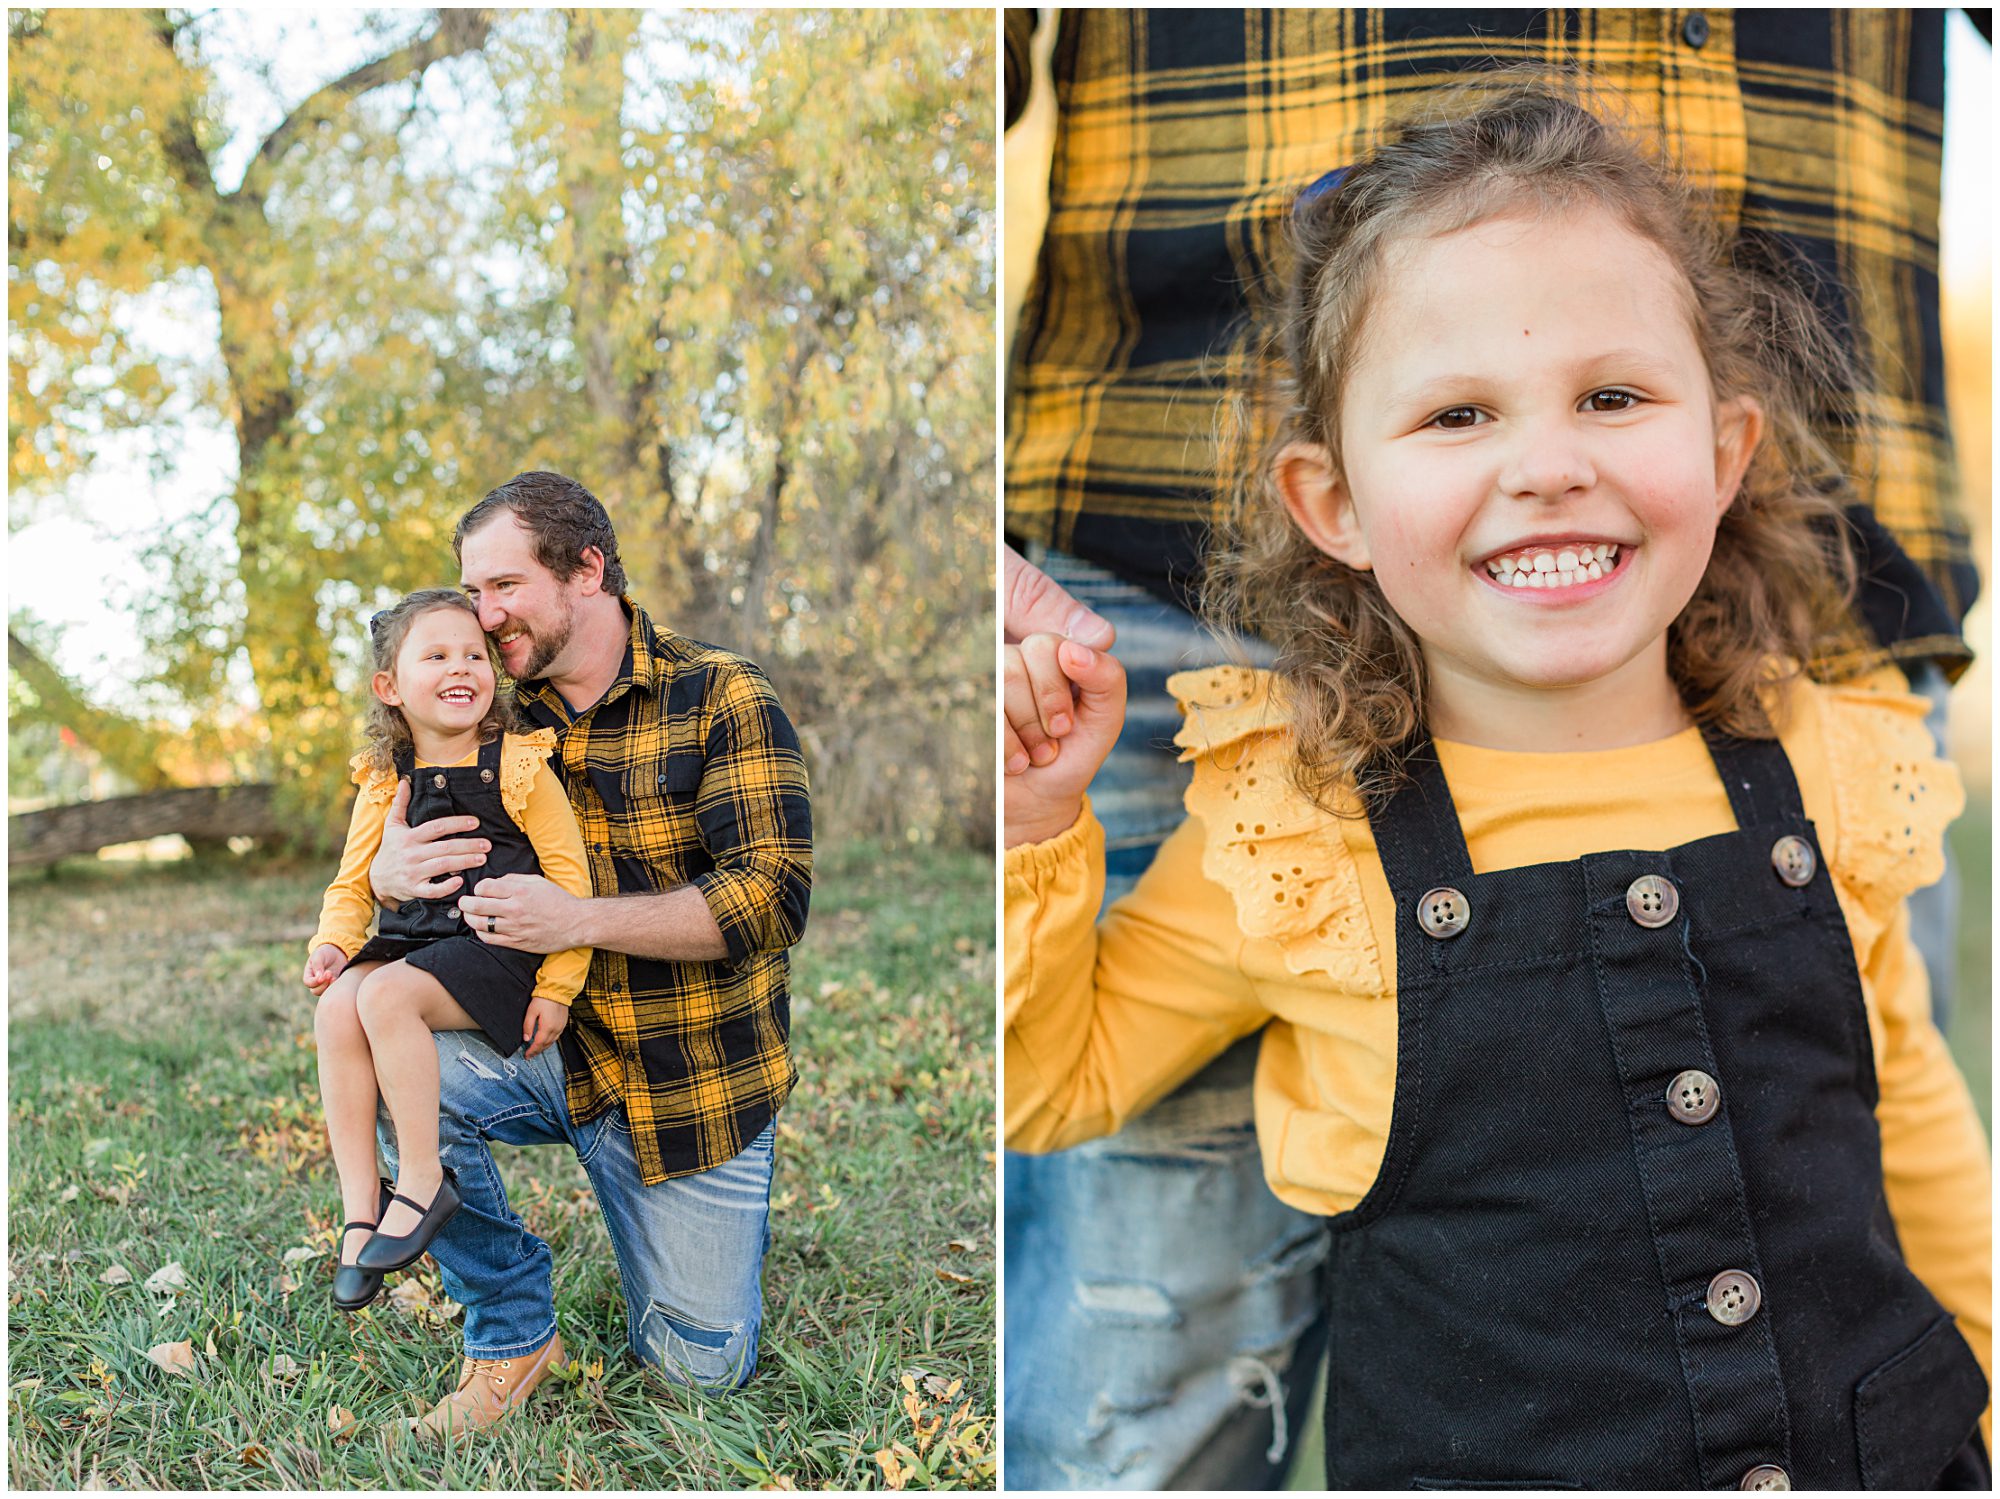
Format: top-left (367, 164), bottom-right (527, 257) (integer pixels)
top-left (487, 916), bottom-right (496, 934)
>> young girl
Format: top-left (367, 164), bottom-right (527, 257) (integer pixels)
top-left (1004, 87), bottom-right (1990, 1490)
top-left (303, 589), bottom-right (592, 1313)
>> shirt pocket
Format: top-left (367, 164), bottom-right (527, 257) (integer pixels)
top-left (609, 752), bottom-right (704, 891)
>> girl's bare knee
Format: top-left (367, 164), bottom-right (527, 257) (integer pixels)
top-left (355, 963), bottom-right (421, 1032)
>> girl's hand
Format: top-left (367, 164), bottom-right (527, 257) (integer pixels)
top-left (303, 943), bottom-right (348, 995)
top-left (522, 997), bottom-right (569, 1060)
top-left (1004, 631), bottom-right (1126, 849)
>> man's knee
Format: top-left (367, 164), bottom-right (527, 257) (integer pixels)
top-left (633, 1298), bottom-right (762, 1390)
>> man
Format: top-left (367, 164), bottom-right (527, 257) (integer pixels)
top-left (367, 470), bottom-right (812, 1437)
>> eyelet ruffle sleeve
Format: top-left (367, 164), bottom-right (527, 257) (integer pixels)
top-left (500, 729), bottom-right (560, 824)
top-left (1819, 677), bottom-right (1964, 943)
top-left (1171, 665), bottom-right (1384, 997)
top-left (347, 750), bottom-right (398, 807)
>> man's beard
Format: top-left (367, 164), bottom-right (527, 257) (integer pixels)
top-left (513, 600), bottom-right (575, 681)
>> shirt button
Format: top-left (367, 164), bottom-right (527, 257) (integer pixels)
top-left (1770, 835), bottom-right (1814, 887)
top-left (1626, 874), bottom-right (1679, 928)
top-left (1667, 1068), bottom-right (1720, 1125)
top-left (1740, 1465), bottom-right (1790, 1491)
top-left (432, 773), bottom-right (447, 789)
top-left (1706, 1269), bottom-right (1762, 1326)
top-left (1416, 886), bottom-right (1470, 940)
top-left (1682, 10), bottom-right (1710, 48)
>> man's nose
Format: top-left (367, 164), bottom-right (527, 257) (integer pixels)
top-left (477, 599), bottom-right (506, 632)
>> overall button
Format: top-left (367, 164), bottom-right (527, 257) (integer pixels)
top-left (1682, 11), bottom-right (1710, 48)
top-left (1740, 1465), bottom-right (1790, 1491)
top-left (1706, 1269), bottom-right (1761, 1326)
top-left (1667, 1069), bottom-right (1720, 1125)
top-left (480, 767), bottom-right (495, 783)
top-left (1626, 874), bottom-right (1678, 928)
top-left (1770, 835), bottom-right (1814, 887)
top-left (432, 773), bottom-right (447, 789)
top-left (1416, 887), bottom-right (1469, 940)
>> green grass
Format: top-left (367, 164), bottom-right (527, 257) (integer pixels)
top-left (6, 842), bottom-right (995, 1489)
top-left (1284, 793), bottom-right (1994, 1490)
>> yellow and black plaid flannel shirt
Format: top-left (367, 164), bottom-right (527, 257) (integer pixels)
top-left (1005, 8), bottom-right (1980, 673)
top-left (513, 599), bottom-right (812, 1185)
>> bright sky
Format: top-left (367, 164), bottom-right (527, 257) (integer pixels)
top-left (10, 12), bottom-right (1997, 710)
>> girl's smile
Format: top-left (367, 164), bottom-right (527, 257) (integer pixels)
top-left (375, 608), bottom-right (497, 754)
top-left (1277, 202), bottom-right (1762, 749)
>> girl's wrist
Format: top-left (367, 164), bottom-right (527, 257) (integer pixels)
top-left (1004, 798), bottom-right (1085, 850)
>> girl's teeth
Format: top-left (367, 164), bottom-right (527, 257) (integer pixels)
top-left (1485, 543), bottom-right (1620, 585)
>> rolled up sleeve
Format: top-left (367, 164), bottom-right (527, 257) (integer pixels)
top-left (690, 663), bottom-right (813, 962)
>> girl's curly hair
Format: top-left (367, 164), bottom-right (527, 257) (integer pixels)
top-left (359, 588), bottom-right (515, 774)
top-left (1204, 76), bottom-right (1866, 813)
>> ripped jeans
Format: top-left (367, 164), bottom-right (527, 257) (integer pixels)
top-left (377, 1030), bottom-right (774, 1385)
top-left (1005, 549), bottom-right (1327, 1489)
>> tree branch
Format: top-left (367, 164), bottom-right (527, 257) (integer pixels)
top-left (236, 8), bottom-right (493, 209)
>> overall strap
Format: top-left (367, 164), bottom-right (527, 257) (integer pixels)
top-left (1698, 727), bottom-right (1806, 829)
top-left (1367, 738), bottom-right (1476, 905)
top-left (392, 740), bottom-right (416, 783)
top-left (476, 730), bottom-right (505, 773)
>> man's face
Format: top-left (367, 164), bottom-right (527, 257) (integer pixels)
top-left (459, 515), bottom-right (579, 682)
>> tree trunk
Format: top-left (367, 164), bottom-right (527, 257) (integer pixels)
top-left (9, 784), bottom-right (286, 867)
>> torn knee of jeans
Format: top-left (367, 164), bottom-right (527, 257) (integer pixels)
top-left (1073, 1278), bottom-right (1182, 1328)
top-left (636, 1300), bottom-right (755, 1389)
top-left (455, 1049), bottom-right (505, 1082)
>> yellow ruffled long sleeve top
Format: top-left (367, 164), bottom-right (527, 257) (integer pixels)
top-left (308, 728), bottom-right (594, 1006)
top-left (1006, 665), bottom-right (1990, 1422)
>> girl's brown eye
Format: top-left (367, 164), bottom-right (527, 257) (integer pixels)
top-left (1586, 389), bottom-right (1636, 411)
top-left (1433, 407), bottom-right (1480, 429)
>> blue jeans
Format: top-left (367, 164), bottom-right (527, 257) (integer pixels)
top-left (377, 1030), bottom-right (776, 1386)
top-left (1005, 550), bottom-right (1327, 1490)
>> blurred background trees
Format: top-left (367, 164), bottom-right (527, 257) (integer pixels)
top-left (10, 7), bottom-right (994, 854)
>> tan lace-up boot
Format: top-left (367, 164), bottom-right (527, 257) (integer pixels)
top-left (397, 1331), bottom-right (566, 1439)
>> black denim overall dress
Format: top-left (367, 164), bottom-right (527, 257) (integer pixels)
top-left (349, 734), bottom-right (545, 1056)
top-left (1323, 728), bottom-right (1988, 1490)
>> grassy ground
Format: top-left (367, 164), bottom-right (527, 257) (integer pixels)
top-left (1283, 794), bottom-right (1994, 1489)
top-left (7, 842), bottom-right (995, 1490)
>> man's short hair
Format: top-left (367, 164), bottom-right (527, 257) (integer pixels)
top-left (455, 471), bottom-right (629, 596)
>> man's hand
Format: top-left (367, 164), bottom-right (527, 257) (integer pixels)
top-left (459, 872), bottom-right (587, 955)
top-left (369, 777), bottom-right (491, 905)
top-left (303, 943), bottom-right (348, 996)
top-left (1003, 544), bottom-right (1116, 647)
top-left (522, 997), bottom-right (569, 1060)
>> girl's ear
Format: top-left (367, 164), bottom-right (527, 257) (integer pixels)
top-left (1712, 394), bottom-right (1764, 515)
top-left (371, 669), bottom-right (403, 708)
top-left (1274, 441), bottom-right (1372, 570)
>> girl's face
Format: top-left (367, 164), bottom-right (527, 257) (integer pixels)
top-left (374, 607), bottom-right (495, 739)
top-left (1278, 203), bottom-right (1762, 739)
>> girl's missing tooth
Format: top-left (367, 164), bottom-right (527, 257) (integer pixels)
top-left (302, 589), bottom-right (591, 1314)
top-left (1003, 86), bottom-right (1988, 1489)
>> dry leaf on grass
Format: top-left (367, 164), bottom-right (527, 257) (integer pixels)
top-left (143, 1262), bottom-right (188, 1295)
top-left (59, 1184), bottom-right (81, 1203)
top-left (145, 1340), bottom-right (196, 1377)
top-left (239, 1443), bottom-right (269, 1466)
top-left (387, 1279), bottom-right (432, 1316)
top-left (268, 1353), bottom-right (303, 1383)
top-left (99, 1264), bottom-right (133, 1286)
top-left (935, 1267), bottom-right (972, 1285)
top-left (327, 1404), bottom-right (361, 1441)
top-left (281, 1246), bottom-right (322, 1264)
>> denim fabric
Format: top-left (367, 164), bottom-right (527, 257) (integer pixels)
top-left (377, 1030), bottom-right (775, 1386)
top-left (1005, 550), bottom-right (1326, 1491)
top-left (1900, 659), bottom-right (1958, 1034)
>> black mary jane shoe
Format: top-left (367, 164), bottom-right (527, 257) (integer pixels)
top-left (332, 1177), bottom-right (397, 1313)
top-left (354, 1168), bottom-right (463, 1276)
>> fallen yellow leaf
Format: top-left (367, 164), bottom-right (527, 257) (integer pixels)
top-left (327, 1404), bottom-right (360, 1441)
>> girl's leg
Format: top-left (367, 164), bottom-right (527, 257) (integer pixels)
top-left (353, 960), bottom-right (483, 1239)
top-left (315, 961), bottom-right (386, 1265)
